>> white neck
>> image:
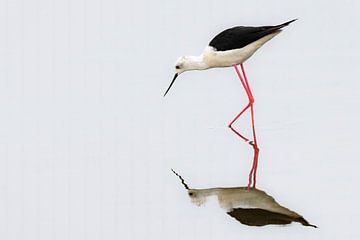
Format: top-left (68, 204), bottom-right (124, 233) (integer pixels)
top-left (184, 55), bottom-right (209, 71)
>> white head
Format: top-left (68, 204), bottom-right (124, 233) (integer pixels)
top-left (174, 56), bottom-right (189, 75)
top-left (164, 55), bottom-right (208, 97)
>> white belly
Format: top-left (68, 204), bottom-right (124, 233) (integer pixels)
top-left (203, 31), bottom-right (281, 68)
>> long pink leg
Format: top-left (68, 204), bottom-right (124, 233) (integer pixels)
top-left (240, 64), bottom-right (260, 188)
top-left (228, 64), bottom-right (260, 190)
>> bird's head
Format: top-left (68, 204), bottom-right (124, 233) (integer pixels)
top-left (164, 55), bottom-right (207, 97)
top-left (187, 189), bottom-right (207, 206)
top-left (174, 56), bottom-right (188, 74)
top-left (171, 169), bottom-right (209, 207)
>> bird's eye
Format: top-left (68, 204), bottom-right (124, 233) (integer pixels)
top-left (188, 192), bottom-right (193, 196)
top-left (175, 65), bottom-right (180, 69)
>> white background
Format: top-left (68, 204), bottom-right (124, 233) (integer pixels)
top-left (0, 0), bottom-right (359, 239)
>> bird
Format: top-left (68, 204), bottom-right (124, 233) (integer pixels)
top-left (164, 19), bottom-right (297, 189)
top-left (171, 169), bottom-right (317, 228)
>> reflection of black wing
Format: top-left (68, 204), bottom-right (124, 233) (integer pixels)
top-left (209, 19), bottom-right (296, 51)
top-left (227, 208), bottom-right (294, 226)
top-left (227, 208), bottom-right (317, 227)
top-left (295, 216), bottom-right (317, 228)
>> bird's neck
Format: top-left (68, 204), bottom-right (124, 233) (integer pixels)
top-left (184, 55), bottom-right (208, 71)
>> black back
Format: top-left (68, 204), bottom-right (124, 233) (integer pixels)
top-left (209, 19), bottom-right (296, 51)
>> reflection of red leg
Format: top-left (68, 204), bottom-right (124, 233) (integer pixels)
top-left (229, 64), bottom-right (260, 190)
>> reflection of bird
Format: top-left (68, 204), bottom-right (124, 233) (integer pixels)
top-left (171, 169), bottom-right (316, 228)
top-left (165, 20), bottom-right (297, 189)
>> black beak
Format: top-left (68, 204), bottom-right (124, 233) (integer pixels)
top-left (164, 73), bottom-right (178, 97)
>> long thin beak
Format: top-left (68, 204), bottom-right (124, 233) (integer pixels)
top-left (163, 73), bottom-right (178, 97)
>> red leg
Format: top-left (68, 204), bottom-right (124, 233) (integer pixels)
top-left (228, 103), bottom-right (251, 142)
top-left (229, 64), bottom-right (260, 190)
top-left (240, 64), bottom-right (257, 145)
top-left (240, 64), bottom-right (260, 188)
top-left (248, 105), bottom-right (260, 189)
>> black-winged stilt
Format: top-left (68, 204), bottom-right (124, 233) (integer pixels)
top-left (171, 169), bottom-right (316, 228)
top-left (165, 19), bottom-right (297, 189)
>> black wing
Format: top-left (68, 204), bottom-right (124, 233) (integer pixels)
top-left (227, 208), bottom-right (317, 227)
top-left (209, 19), bottom-right (296, 51)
